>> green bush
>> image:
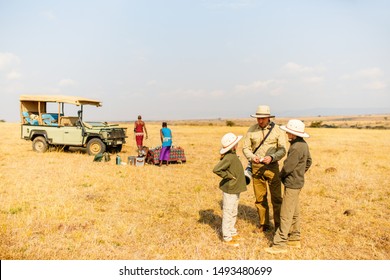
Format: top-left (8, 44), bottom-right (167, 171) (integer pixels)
top-left (309, 121), bottom-right (323, 128)
top-left (226, 120), bottom-right (235, 127)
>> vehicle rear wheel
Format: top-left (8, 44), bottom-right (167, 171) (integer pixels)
top-left (32, 136), bottom-right (48, 153)
top-left (87, 138), bottom-right (106, 155)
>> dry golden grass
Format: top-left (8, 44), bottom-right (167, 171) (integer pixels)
top-left (0, 117), bottom-right (389, 260)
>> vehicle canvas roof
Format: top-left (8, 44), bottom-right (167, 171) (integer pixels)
top-left (19, 95), bottom-right (102, 106)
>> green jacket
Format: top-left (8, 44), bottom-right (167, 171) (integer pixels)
top-left (213, 150), bottom-right (247, 194)
top-left (280, 137), bottom-right (312, 189)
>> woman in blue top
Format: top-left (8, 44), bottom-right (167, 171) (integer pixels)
top-left (159, 122), bottom-right (173, 166)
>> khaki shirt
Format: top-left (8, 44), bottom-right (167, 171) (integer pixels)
top-left (242, 122), bottom-right (287, 163)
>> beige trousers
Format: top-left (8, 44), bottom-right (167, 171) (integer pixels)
top-left (252, 162), bottom-right (282, 228)
top-left (273, 187), bottom-right (301, 247)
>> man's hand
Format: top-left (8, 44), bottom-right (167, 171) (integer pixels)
top-left (253, 155), bottom-right (272, 164)
top-left (262, 156), bottom-right (273, 164)
top-left (253, 156), bottom-right (261, 164)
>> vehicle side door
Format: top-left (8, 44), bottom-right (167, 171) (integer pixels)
top-left (62, 126), bottom-right (84, 145)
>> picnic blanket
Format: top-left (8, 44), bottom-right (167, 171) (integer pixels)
top-left (147, 146), bottom-right (186, 165)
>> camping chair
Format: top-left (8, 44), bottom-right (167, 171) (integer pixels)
top-left (22, 111), bottom-right (39, 125)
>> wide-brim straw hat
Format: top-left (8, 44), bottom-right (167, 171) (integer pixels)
top-left (250, 105), bottom-right (275, 118)
top-left (280, 119), bottom-right (310, 138)
top-left (220, 133), bottom-right (243, 154)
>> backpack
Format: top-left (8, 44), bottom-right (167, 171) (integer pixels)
top-left (93, 152), bottom-right (111, 162)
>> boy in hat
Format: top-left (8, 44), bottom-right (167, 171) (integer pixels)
top-left (213, 133), bottom-right (247, 247)
top-left (264, 119), bottom-right (312, 254)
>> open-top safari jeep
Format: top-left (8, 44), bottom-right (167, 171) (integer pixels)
top-left (20, 95), bottom-right (127, 155)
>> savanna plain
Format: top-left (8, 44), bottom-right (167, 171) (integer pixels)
top-left (1, 115), bottom-right (389, 260)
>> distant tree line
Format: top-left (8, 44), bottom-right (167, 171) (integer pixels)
top-left (309, 120), bottom-right (389, 129)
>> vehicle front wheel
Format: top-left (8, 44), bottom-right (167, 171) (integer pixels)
top-left (87, 138), bottom-right (106, 155)
top-left (32, 136), bottom-right (48, 153)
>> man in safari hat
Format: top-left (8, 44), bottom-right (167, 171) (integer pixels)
top-left (264, 119), bottom-right (312, 254)
top-left (242, 105), bottom-right (287, 233)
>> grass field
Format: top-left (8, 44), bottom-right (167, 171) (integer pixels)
top-left (0, 116), bottom-right (389, 260)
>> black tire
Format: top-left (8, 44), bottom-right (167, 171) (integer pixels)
top-left (86, 138), bottom-right (106, 155)
top-left (32, 136), bottom-right (48, 153)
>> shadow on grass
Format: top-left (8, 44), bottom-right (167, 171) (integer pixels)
top-left (198, 209), bottom-right (222, 239)
top-left (198, 201), bottom-right (274, 241)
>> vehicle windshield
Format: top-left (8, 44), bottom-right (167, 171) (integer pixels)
top-left (84, 121), bottom-right (107, 127)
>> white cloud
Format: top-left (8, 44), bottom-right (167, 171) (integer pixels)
top-left (357, 67), bottom-right (384, 79)
top-left (364, 81), bottom-right (387, 90)
top-left (282, 62), bottom-right (325, 74)
top-left (6, 70), bottom-right (22, 80)
top-left (210, 90), bottom-right (225, 97)
top-left (147, 80), bottom-right (157, 86)
top-left (235, 79), bottom-right (283, 94)
top-left (0, 52), bottom-right (22, 80)
top-left (42, 10), bottom-right (56, 20)
top-left (340, 67), bottom-right (384, 80)
top-left (280, 62), bottom-right (325, 87)
top-left (340, 67), bottom-right (387, 90)
top-left (303, 76), bottom-right (324, 83)
top-left (160, 88), bottom-right (226, 100)
top-left (202, 0), bottom-right (255, 10)
top-left (269, 87), bottom-right (284, 96)
top-left (339, 73), bottom-right (352, 80)
top-left (59, 79), bottom-right (77, 87)
top-left (0, 52), bottom-right (20, 71)
top-left (175, 89), bottom-right (209, 98)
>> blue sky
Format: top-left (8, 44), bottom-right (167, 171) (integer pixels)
top-left (1, 0), bottom-right (389, 122)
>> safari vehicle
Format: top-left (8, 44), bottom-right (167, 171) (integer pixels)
top-left (20, 95), bottom-right (127, 155)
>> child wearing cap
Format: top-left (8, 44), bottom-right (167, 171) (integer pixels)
top-left (213, 133), bottom-right (247, 247)
top-left (264, 119), bottom-right (312, 254)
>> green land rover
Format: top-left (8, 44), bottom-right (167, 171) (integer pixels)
top-left (20, 95), bottom-right (127, 155)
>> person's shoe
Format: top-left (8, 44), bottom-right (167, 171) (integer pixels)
top-left (287, 240), bottom-right (301, 248)
top-left (224, 239), bottom-right (240, 247)
top-left (264, 246), bottom-right (287, 254)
